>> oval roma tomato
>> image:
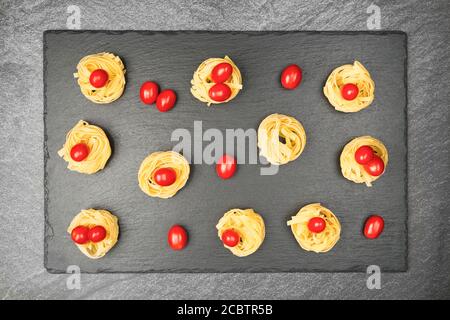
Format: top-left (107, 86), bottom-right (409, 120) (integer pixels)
top-left (208, 83), bottom-right (232, 102)
top-left (140, 81), bottom-right (159, 104)
top-left (341, 83), bottom-right (359, 100)
top-left (355, 145), bottom-right (374, 165)
top-left (156, 89), bottom-right (177, 112)
top-left (71, 226), bottom-right (90, 244)
top-left (364, 215), bottom-right (384, 239)
top-left (211, 62), bottom-right (233, 83)
top-left (70, 143), bottom-right (89, 162)
top-left (89, 69), bottom-right (109, 88)
top-left (280, 64), bottom-right (302, 90)
top-left (307, 217), bottom-right (326, 233)
top-left (154, 168), bottom-right (177, 186)
top-left (216, 154), bottom-right (237, 179)
top-left (364, 155), bottom-right (385, 176)
top-left (221, 229), bottom-right (240, 247)
top-left (168, 225), bottom-right (188, 250)
top-left (88, 225), bottom-right (107, 243)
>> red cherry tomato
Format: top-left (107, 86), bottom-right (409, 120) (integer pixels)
top-left (71, 226), bottom-right (90, 244)
top-left (88, 225), bottom-right (107, 243)
top-left (168, 225), bottom-right (188, 250)
top-left (140, 81), bottom-right (159, 105)
top-left (208, 83), bottom-right (232, 102)
top-left (216, 154), bottom-right (237, 179)
top-left (341, 83), bottom-right (359, 100)
top-left (70, 143), bottom-right (89, 162)
top-left (307, 217), bottom-right (326, 233)
top-left (156, 89), bottom-right (177, 112)
top-left (221, 229), bottom-right (240, 247)
top-left (364, 155), bottom-right (385, 176)
top-left (154, 168), bottom-right (177, 186)
top-left (355, 145), bottom-right (374, 165)
top-left (364, 215), bottom-right (384, 239)
top-left (280, 64), bottom-right (302, 90)
top-left (89, 69), bottom-right (109, 88)
top-left (211, 62), bottom-right (233, 83)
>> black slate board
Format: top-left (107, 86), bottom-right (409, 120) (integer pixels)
top-left (44, 31), bottom-right (407, 273)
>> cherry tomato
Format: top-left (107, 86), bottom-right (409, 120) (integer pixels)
top-left (71, 226), bottom-right (90, 244)
top-left (156, 89), bottom-right (177, 112)
top-left (208, 83), bottom-right (231, 102)
top-left (70, 143), bottom-right (89, 162)
top-left (88, 225), bottom-right (107, 243)
top-left (364, 155), bottom-right (385, 176)
top-left (341, 83), bottom-right (359, 100)
top-left (154, 168), bottom-right (177, 186)
top-left (211, 62), bottom-right (233, 83)
top-left (364, 215), bottom-right (384, 239)
top-left (216, 154), bottom-right (237, 179)
top-left (280, 64), bottom-right (302, 90)
top-left (89, 69), bottom-right (109, 88)
top-left (140, 81), bottom-right (159, 105)
top-left (307, 217), bottom-right (326, 233)
top-left (221, 229), bottom-right (240, 247)
top-left (355, 145), bottom-right (374, 165)
top-left (167, 225), bottom-right (188, 250)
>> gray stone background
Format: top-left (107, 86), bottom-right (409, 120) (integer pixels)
top-left (0, 0), bottom-right (448, 299)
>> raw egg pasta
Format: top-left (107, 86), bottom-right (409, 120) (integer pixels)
top-left (216, 208), bottom-right (265, 257)
top-left (67, 209), bottom-right (119, 259)
top-left (287, 203), bottom-right (341, 253)
top-left (74, 52), bottom-right (126, 104)
top-left (323, 61), bottom-right (375, 112)
top-left (257, 113), bottom-right (307, 165)
top-left (57, 120), bottom-right (111, 174)
top-left (138, 151), bottom-right (190, 199)
top-left (340, 135), bottom-right (388, 187)
top-left (190, 55), bottom-right (243, 106)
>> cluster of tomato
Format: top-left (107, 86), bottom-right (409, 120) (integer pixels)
top-left (208, 62), bottom-right (234, 102)
top-left (71, 225), bottom-right (107, 244)
top-left (354, 145), bottom-right (385, 177)
top-left (140, 81), bottom-right (177, 112)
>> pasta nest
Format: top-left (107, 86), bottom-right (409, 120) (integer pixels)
top-left (257, 113), bottom-right (307, 165)
top-left (138, 151), bottom-right (190, 199)
top-left (74, 52), bottom-right (126, 104)
top-left (287, 203), bottom-right (341, 253)
top-left (323, 61), bottom-right (375, 112)
top-left (340, 135), bottom-right (388, 187)
top-left (57, 120), bottom-right (111, 174)
top-left (216, 208), bottom-right (265, 257)
top-left (67, 209), bottom-right (119, 259)
top-left (190, 55), bottom-right (243, 106)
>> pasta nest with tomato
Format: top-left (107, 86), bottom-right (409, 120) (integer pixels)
top-left (216, 208), bottom-right (265, 257)
top-left (323, 61), bottom-right (375, 113)
top-left (74, 52), bottom-right (126, 104)
top-left (287, 203), bottom-right (341, 253)
top-left (190, 55), bottom-right (243, 106)
top-left (340, 136), bottom-right (388, 187)
top-left (257, 113), bottom-right (307, 165)
top-left (67, 209), bottom-right (119, 259)
top-left (138, 151), bottom-right (190, 199)
top-left (57, 120), bottom-right (111, 174)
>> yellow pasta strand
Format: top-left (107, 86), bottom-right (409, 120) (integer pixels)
top-left (74, 52), bottom-right (126, 104)
top-left (191, 55), bottom-right (243, 106)
top-left (67, 209), bottom-right (119, 259)
top-left (257, 113), bottom-right (307, 165)
top-left (340, 135), bottom-right (388, 187)
top-left (138, 151), bottom-right (190, 199)
top-left (323, 61), bottom-right (375, 112)
top-left (287, 203), bottom-right (341, 253)
top-left (57, 120), bottom-right (111, 174)
top-left (216, 208), bottom-right (265, 257)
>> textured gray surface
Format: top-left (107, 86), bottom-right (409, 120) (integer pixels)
top-left (0, 0), bottom-right (449, 299)
top-left (44, 31), bottom-right (407, 273)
